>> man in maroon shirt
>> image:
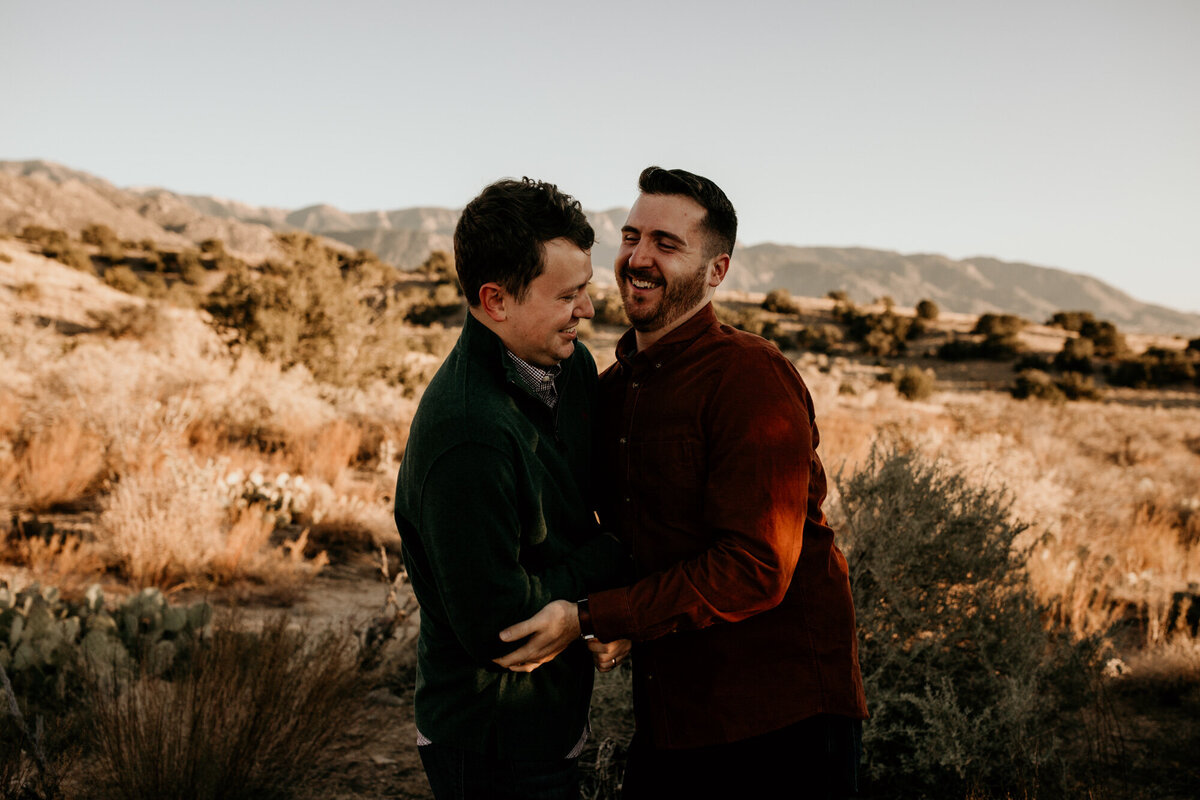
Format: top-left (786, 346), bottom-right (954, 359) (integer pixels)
top-left (495, 167), bottom-right (868, 798)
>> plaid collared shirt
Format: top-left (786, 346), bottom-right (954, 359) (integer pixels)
top-left (506, 351), bottom-right (562, 409)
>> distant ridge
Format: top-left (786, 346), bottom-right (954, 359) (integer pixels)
top-left (2, 160), bottom-right (1197, 336)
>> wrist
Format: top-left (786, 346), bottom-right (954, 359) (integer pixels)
top-left (576, 598), bottom-right (596, 641)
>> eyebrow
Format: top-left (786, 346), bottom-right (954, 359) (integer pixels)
top-left (621, 225), bottom-right (687, 246)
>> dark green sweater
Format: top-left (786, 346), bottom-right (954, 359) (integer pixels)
top-left (394, 313), bottom-right (628, 759)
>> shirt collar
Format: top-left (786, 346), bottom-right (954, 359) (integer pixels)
top-left (615, 302), bottom-right (719, 370)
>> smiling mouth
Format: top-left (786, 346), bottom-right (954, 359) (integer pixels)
top-left (623, 269), bottom-right (663, 291)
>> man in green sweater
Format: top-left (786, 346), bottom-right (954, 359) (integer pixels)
top-left (393, 177), bottom-right (629, 799)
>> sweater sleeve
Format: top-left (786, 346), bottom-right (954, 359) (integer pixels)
top-left (418, 441), bottom-right (628, 664)
top-left (588, 347), bottom-right (812, 642)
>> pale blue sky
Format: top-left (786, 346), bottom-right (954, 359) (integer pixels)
top-left (2, 0), bottom-right (1197, 312)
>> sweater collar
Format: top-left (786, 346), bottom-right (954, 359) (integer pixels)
top-left (461, 311), bottom-right (573, 393)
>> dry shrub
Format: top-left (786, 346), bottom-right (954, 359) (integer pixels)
top-left (84, 614), bottom-right (362, 800)
top-left (305, 484), bottom-right (399, 555)
top-left (97, 455), bottom-right (325, 591)
top-left (289, 418), bottom-right (362, 485)
top-left (16, 417), bottom-right (106, 511)
top-left (838, 445), bottom-right (1106, 799)
top-left (0, 532), bottom-right (105, 596)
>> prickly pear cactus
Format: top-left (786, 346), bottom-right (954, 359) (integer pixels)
top-left (0, 581), bottom-right (213, 703)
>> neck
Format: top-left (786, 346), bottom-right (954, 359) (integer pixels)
top-left (633, 299), bottom-right (710, 352)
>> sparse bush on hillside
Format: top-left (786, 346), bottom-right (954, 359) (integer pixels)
top-left (1188, 337), bottom-right (1200, 354)
top-left (19, 226), bottom-right (94, 274)
top-left (838, 446), bottom-right (1104, 799)
top-left (972, 312), bottom-right (1027, 339)
top-left (827, 289), bottom-right (850, 303)
top-left (915, 298), bottom-right (939, 321)
top-left (762, 288), bottom-right (801, 314)
top-left (1079, 318), bottom-right (1127, 358)
top-left (1108, 347), bottom-right (1198, 389)
top-left (1046, 310), bottom-right (1095, 332)
top-left (937, 322), bottom-right (1024, 361)
top-left (892, 366), bottom-right (935, 401)
top-left (794, 323), bottom-right (842, 354)
top-left (841, 309), bottom-right (915, 358)
top-left (592, 294), bottom-right (629, 327)
top-left (1053, 336), bottom-right (1095, 374)
top-left (714, 303), bottom-right (769, 336)
top-left (1010, 369), bottom-right (1100, 402)
top-left (203, 233), bottom-right (438, 389)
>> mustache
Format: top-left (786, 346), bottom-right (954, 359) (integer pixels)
top-left (619, 265), bottom-right (663, 283)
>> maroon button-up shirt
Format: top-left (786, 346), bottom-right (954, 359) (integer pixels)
top-left (588, 303), bottom-right (868, 750)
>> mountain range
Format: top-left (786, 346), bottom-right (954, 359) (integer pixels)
top-left (2, 160), bottom-right (1196, 336)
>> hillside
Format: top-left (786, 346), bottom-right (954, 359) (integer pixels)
top-left (3, 159), bottom-right (1198, 335)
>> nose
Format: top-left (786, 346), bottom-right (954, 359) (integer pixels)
top-left (627, 238), bottom-right (654, 269)
top-left (576, 289), bottom-right (595, 320)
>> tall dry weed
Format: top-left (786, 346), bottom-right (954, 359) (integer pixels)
top-left (84, 614), bottom-right (362, 800)
top-left (288, 418), bottom-right (362, 485)
top-left (16, 416), bottom-right (106, 511)
top-left (97, 455), bottom-right (325, 591)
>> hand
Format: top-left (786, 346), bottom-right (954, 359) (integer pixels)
top-left (588, 638), bottom-right (631, 673)
top-left (492, 600), bottom-right (580, 673)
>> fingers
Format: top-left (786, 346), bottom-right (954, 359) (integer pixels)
top-left (590, 638), bottom-right (632, 673)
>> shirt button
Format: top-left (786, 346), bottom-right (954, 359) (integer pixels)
top-left (619, 437), bottom-right (627, 444)
top-left (655, 363), bottom-right (662, 369)
top-left (631, 382), bottom-right (639, 389)
top-left (624, 496), bottom-right (631, 503)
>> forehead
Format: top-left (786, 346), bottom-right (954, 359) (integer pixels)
top-left (625, 192), bottom-right (707, 241)
top-left (535, 237), bottom-right (592, 288)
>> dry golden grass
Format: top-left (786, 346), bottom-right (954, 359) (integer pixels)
top-left (0, 530), bottom-right (106, 595)
top-left (289, 418), bottom-right (362, 486)
top-left (15, 415), bottom-right (106, 511)
top-left (809, 366), bottom-right (1200, 653)
top-left (97, 453), bottom-right (327, 591)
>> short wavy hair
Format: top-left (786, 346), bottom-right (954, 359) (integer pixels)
top-left (454, 178), bottom-right (594, 306)
top-left (637, 166), bottom-right (737, 259)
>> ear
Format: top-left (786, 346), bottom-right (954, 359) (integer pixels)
top-left (707, 254), bottom-right (730, 288)
top-left (478, 282), bottom-right (508, 322)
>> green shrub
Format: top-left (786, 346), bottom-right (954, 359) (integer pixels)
top-left (937, 330), bottom-right (1023, 361)
top-left (972, 313), bottom-right (1027, 338)
top-left (103, 265), bottom-right (148, 296)
top-left (838, 447), bottom-right (1103, 799)
top-left (794, 324), bottom-right (842, 354)
top-left (1108, 347), bottom-right (1197, 388)
top-left (762, 288), bottom-right (801, 314)
top-left (841, 309), bottom-right (913, 358)
top-left (1053, 336), bottom-right (1095, 374)
top-left (1056, 370), bottom-right (1102, 401)
top-left (1013, 353), bottom-right (1051, 373)
top-left (204, 234), bottom-right (440, 389)
top-left (1079, 319), bottom-right (1127, 358)
top-left (592, 294), bottom-right (630, 327)
top-left (20, 226), bottom-right (94, 274)
top-left (714, 303), bottom-right (769, 336)
top-left (915, 299), bottom-right (939, 321)
top-left (1011, 369), bottom-right (1066, 402)
top-left (178, 250), bottom-right (207, 285)
top-left (893, 366), bottom-right (935, 401)
top-left (1046, 310), bottom-right (1095, 332)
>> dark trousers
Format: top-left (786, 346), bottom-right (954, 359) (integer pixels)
top-left (418, 742), bottom-right (580, 800)
top-left (622, 714), bottom-right (862, 799)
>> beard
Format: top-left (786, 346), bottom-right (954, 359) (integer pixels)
top-left (619, 260), bottom-right (710, 333)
